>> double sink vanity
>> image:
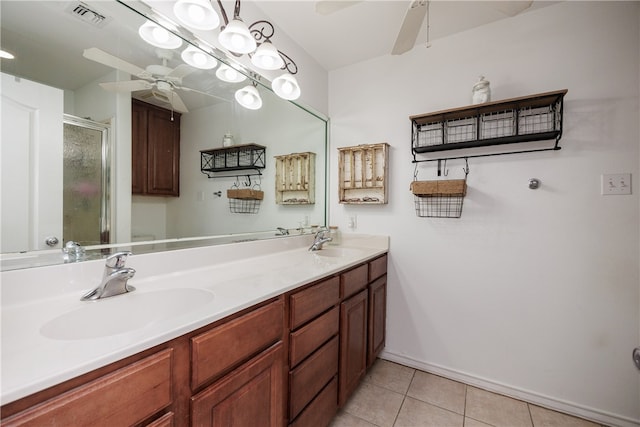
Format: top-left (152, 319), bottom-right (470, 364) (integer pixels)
top-left (0, 234), bottom-right (389, 426)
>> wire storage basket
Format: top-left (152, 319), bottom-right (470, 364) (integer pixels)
top-left (227, 187), bottom-right (264, 214)
top-left (410, 180), bottom-right (467, 218)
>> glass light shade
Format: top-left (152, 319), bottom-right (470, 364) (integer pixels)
top-left (139, 20), bottom-right (182, 49)
top-left (181, 46), bottom-right (217, 69)
top-left (215, 64), bottom-right (246, 83)
top-left (272, 73), bottom-right (301, 100)
top-left (0, 49), bottom-right (15, 59)
top-left (235, 85), bottom-right (262, 110)
top-left (251, 41), bottom-right (284, 71)
top-left (218, 19), bottom-right (256, 54)
top-left (173, 0), bottom-right (220, 30)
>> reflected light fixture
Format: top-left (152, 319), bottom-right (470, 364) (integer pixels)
top-left (216, 64), bottom-right (247, 83)
top-left (272, 73), bottom-right (301, 101)
top-left (181, 45), bottom-right (217, 69)
top-left (173, 0), bottom-right (220, 30)
top-left (251, 40), bottom-right (284, 71)
top-left (235, 84), bottom-right (262, 110)
top-left (138, 20), bottom-right (182, 49)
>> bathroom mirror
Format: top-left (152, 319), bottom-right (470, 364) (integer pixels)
top-left (0, 0), bottom-right (327, 270)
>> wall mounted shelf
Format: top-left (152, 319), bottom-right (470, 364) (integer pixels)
top-left (200, 144), bottom-right (266, 178)
top-left (274, 152), bottom-right (316, 205)
top-left (410, 89), bottom-right (568, 162)
top-left (338, 143), bottom-right (389, 204)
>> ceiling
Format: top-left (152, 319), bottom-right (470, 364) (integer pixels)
top-left (254, 1), bottom-right (557, 71)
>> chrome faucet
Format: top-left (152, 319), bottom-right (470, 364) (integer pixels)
top-left (308, 228), bottom-right (332, 251)
top-left (81, 252), bottom-right (136, 301)
top-left (276, 227), bottom-right (289, 236)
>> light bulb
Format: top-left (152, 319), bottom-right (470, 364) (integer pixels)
top-left (225, 68), bottom-right (238, 80)
top-left (193, 51), bottom-right (207, 66)
top-left (187, 4), bottom-right (205, 23)
top-left (281, 80), bottom-right (293, 95)
top-left (152, 27), bottom-right (169, 43)
top-left (243, 93), bottom-right (254, 105)
top-left (231, 34), bottom-right (246, 50)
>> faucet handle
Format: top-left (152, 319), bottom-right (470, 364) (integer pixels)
top-left (105, 251), bottom-right (132, 269)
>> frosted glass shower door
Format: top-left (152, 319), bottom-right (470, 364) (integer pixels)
top-left (62, 116), bottom-right (110, 246)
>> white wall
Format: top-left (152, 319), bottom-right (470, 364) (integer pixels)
top-left (328, 2), bottom-right (639, 426)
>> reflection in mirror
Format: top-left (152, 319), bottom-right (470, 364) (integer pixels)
top-left (0, 0), bottom-right (327, 271)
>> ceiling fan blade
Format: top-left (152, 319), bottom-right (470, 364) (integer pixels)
top-left (99, 80), bottom-right (153, 93)
top-left (166, 64), bottom-right (196, 80)
top-left (165, 90), bottom-right (189, 113)
top-left (178, 85), bottom-right (232, 103)
top-left (494, 1), bottom-right (533, 16)
top-left (391, 0), bottom-right (428, 56)
top-left (315, 0), bottom-right (361, 15)
top-left (83, 47), bottom-right (149, 78)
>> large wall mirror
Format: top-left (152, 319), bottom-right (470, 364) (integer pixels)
top-left (0, 0), bottom-right (327, 270)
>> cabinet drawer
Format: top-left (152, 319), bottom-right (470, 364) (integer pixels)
top-left (289, 376), bottom-right (337, 427)
top-left (340, 264), bottom-right (368, 299)
top-left (2, 350), bottom-right (172, 427)
top-left (191, 299), bottom-right (284, 390)
top-left (369, 254), bottom-right (387, 281)
top-left (290, 276), bottom-right (340, 329)
top-left (146, 412), bottom-right (174, 427)
top-left (290, 306), bottom-right (339, 367)
top-left (289, 335), bottom-right (339, 420)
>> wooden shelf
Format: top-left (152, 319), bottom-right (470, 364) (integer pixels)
top-left (275, 152), bottom-right (316, 205)
top-left (338, 143), bottom-right (389, 204)
top-left (410, 89), bottom-right (567, 161)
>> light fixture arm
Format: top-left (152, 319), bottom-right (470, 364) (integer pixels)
top-left (277, 50), bottom-right (298, 75)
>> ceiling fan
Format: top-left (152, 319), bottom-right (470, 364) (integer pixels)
top-left (315, 0), bottom-right (533, 55)
top-left (83, 47), bottom-right (218, 113)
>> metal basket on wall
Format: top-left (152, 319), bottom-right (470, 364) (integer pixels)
top-left (410, 179), bottom-right (467, 218)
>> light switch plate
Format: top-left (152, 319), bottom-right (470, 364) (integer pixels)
top-left (601, 173), bottom-right (632, 195)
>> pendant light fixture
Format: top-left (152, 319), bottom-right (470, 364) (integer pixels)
top-left (216, 64), bottom-right (247, 83)
top-left (235, 83), bottom-right (262, 110)
top-left (272, 73), bottom-right (301, 101)
top-left (251, 40), bottom-right (284, 70)
top-left (181, 45), bottom-right (218, 69)
top-left (138, 20), bottom-right (182, 49)
top-left (218, 18), bottom-right (256, 54)
top-left (173, 0), bottom-right (220, 31)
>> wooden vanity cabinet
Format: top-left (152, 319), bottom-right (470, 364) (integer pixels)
top-left (132, 99), bottom-right (181, 196)
top-left (367, 254), bottom-right (387, 367)
top-left (287, 276), bottom-right (340, 427)
top-left (0, 349), bottom-right (175, 427)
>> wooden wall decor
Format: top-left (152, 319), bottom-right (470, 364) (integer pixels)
top-left (338, 143), bottom-right (389, 204)
top-left (274, 152), bottom-right (316, 204)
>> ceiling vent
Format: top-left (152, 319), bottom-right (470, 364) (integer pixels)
top-left (65, 2), bottom-right (111, 28)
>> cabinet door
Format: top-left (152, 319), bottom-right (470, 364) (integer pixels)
top-left (368, 275), bottom-right (386, 367)
top-left (131, 100), bottom-right (148, 194)
top-left (338, 289), bottom-right (368, 407)
top-left (191, 343), bottom-right (284, 427)
top-left (146, 107), bottom-right (180, 196)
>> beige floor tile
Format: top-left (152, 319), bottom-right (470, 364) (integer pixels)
top-left (465, 387), bottom-right (532, 427)
top-left (342, 382), bottom-right (405, 427)
top-left (395, 397), bottom-right (464, 427)
top-left (407, 371), bottom-right (466, 414)
top-left (364, 359), bottom-right (416, 394)
top-left (464, 417), bottom-right (494, 427)
top-left (330, 410), bottom-right (380, 427)
top-left (528, 405), bottom-right (601, 427)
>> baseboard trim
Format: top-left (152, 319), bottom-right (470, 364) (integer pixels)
top-left (379, 351), bottom-right (640, 427)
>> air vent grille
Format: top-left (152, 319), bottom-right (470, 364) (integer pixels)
top-left (65, 2), bottom-right (111, 28)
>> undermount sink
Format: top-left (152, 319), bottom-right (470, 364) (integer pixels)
top-left (312, 247), bottom-right (360, 258)
top-left (40, 288), bottom-right (215, 340)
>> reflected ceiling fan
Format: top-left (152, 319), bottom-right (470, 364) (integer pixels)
top-left (315, 0), bottom-right (533, 55)
top-left (83, 47), bottom-right (219, 113)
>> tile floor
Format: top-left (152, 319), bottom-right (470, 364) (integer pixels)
top-left (330, 359), bottom-right (606, 427)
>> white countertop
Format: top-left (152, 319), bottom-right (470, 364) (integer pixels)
top-left (0, 234), bottom-right (388, 405)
